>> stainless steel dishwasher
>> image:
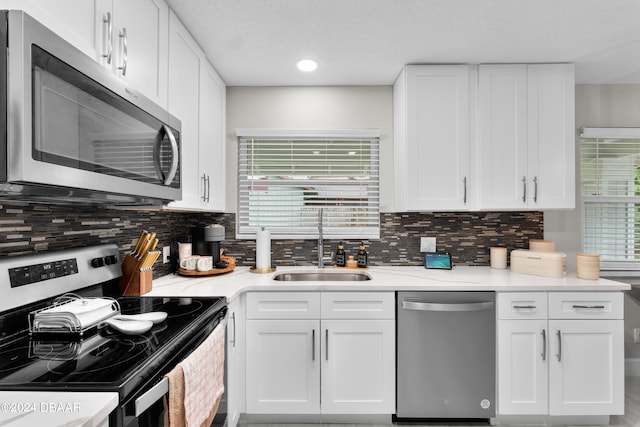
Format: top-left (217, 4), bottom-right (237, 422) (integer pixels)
top-left (396, 291), bottom-right (496, 420)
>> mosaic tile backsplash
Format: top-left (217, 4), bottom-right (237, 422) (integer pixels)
top-left (0, 201), bottom-right (542, 277)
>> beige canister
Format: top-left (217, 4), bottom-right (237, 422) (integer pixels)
top-left (529, 239), bottom-right (555, 252)
top-left (576, 253), bottom-right (600, 280)
top-left (490, 247), bottom-right (508, 269)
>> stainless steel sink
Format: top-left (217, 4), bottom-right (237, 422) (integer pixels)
top-left (272, 271), bottom-right (371, 281)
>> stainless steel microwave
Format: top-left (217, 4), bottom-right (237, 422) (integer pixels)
top-left (0, 10), bottom-right (181, 205)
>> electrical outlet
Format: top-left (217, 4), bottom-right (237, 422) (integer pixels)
top-left (162, 246), bottom-right (171, 264)
top-left (635, 329), bottom-right (640, 344)
top-left (420, 237), bottom-right (436, 252)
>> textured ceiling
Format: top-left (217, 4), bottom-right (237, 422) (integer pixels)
top-left (166, 0), bottom-right (640, 86)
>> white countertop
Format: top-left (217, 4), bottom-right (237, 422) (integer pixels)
top-left (0, 391), bottom-right (117, 427)
top-left (148, 265), bottom-right (631, 301)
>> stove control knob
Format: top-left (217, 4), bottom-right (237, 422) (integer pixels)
top-left (104, 255), bottom-right (118, 265)
top-left (91, 257), bottom-right (105, 268)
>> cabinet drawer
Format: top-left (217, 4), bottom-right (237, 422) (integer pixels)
top-left (321, 292), bottom-right (395, 319)
top-left (498, 292), bottom-right (547, 319)
top-left (246, 292), bottom-right (320, 319)
top-left (548, 292), bottom-right (623, 319)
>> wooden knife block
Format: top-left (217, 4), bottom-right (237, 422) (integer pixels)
top-left (119, 254), bottom-right (153, 296)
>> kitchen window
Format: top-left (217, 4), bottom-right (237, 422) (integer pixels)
top-left (236, 129), bottom-right (380, 239)
top-left (580, 127), bottom-right (640, 270)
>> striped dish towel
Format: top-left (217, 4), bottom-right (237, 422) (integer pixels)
top-left (179, 319), bottom-right (226, 427)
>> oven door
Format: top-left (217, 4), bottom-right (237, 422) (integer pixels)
top-left (116, 310), bottom-right (228, 427)
top-left (5, 10), bottom-right (181, 203)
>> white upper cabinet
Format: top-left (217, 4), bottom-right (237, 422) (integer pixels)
top-left (477, 64), bottom-right (575, 210)
top-left (4, 0), bottom-right (99, 59)
top-left (96, 0), bottom-right (169, 108)
top-left (394, 65), bottom-right (471, 211)
top-left (7, 0), bottom-right (170, 109)
top-left (165, 11), bottom-right (226, 212)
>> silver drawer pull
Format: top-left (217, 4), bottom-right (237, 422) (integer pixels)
top-left (513, 305), bottom-right (536, 310)
top-left (572, 304), bottom-right (605, 310)
top-left (541, 329), bottom-right (547, 361)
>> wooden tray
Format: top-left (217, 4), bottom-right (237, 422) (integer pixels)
top-left (177, 256), bottom-right (236, 277)
top-left (333, 265), bottom-right (369, 270)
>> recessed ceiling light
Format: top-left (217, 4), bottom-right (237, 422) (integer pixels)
top-left (297, 59), bottom-right (318, 72)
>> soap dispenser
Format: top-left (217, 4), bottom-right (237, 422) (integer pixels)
top-left (356, 241), bottom-right (368, 268)
top-left (335, 241), bottom-right (346, 267)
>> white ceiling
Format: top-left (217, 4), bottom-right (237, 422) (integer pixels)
top-left (166, 0), bottom-right (640, 86)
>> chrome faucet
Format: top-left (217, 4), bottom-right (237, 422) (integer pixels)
top-left (317, 208), bottom-right (333, 268)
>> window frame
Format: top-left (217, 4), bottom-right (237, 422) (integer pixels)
top-left (235, 128), bottom-right (381, 240)
top-left (580, 127), bottom-right (640, 271)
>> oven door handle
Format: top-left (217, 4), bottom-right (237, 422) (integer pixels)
top-left (135, 377), bottom-right (168, 417)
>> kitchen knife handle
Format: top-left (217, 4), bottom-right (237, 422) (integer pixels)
top-left (541, 328), bottom-right (547, 361)
top-left (102, 12), bottom-right (112, 64)
top-left (522, 176), bottom-right (527, 203)
top-left (118, 27), bottom-right (128, 75)
top-left (556, 330), bottom-right (562, 362)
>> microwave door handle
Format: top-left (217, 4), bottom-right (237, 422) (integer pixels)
top-left (154, 125), bottom-right (179, 186)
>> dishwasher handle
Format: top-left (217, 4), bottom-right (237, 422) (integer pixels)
top-left (401, 300), bottom-right (494, 312)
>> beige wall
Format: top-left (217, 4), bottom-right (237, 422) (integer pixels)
top-left (545, 84), bottom-right (640, 359)
top-left (224, 86), bottom-right (394, 212)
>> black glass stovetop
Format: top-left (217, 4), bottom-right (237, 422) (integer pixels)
top-left (0, 296), bottom-right (225, 397)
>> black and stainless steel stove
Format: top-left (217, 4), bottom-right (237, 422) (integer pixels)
top-left (0, 244), bottom-right (227, 427)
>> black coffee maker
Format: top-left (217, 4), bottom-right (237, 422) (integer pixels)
top-left (192, 224), bottom-right (227, 268)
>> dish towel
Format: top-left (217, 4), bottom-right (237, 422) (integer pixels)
top-left (163, 319), bottom-right (226, 427)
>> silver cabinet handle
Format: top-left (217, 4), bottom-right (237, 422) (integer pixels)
top-left (463, 176), bottom-right (467, 204)
top-left (402, 300), bottom-right (493, 312)
top-left (312, 329), bottom-right (315, 361)
top-left (572, 305), bottom-right (605, 310)
top-left (153, 125), bottom-right (179, 186)
top-left (325, 329), bottom-right (329, 361)
top-left (541, 329), bottom-right (546, 361)
top-left (206, 174), bottom-right (211, 202)
top-left (102, 12), bottom-right (112, 64)
top-left (118, 27), bottom-right (128, 76)
top-left (230, 312), bottom-right (236, 347)
top-left (533, 176), bottom-right (538, 203)
top-left (556, 330), bottom-right (562, 362)
top-left (201, 174), bottom-right (207, 201)
top-left (522, 176), bottom-right (527, 203)
top-left (513, 305), bottom-right (536, 310)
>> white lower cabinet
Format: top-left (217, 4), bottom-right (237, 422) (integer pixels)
top-left (245, 292), bottom-right (395, 415)
top-left (497, 292), bottom-right (624, 418)
top-left (226, 296), bottom-right (245, 427)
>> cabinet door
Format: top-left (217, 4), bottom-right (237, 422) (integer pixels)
top-left (6, 0), bottom-right (100, 60)
top-left (548, 319), bottom-right (624, 416)
top-left (111, 0), bottom-right (168, 107)
top-left (165, 11), bottom-right (204, 210)
top-left (497, 319), bottom-right (548, 414)
top-left (527, 64), bottom-right (575, 209)
top-left (321, 320), bottom-right (395, 414)
top-left (226, 297), bottom-right (244, 427)
top-left (478, 65), bottom-right (528, 209)
top-left (199, 61), bottom-right (226, 211)
top-left (245, 319), bottom-right (320, 414)
top-left (396, 65), bottom-right (470, 211)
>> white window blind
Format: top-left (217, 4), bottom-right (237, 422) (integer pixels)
top-left (236, 129), bottom-right (380, 239)
top-left (580, 127), bottom-right (640, 270)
